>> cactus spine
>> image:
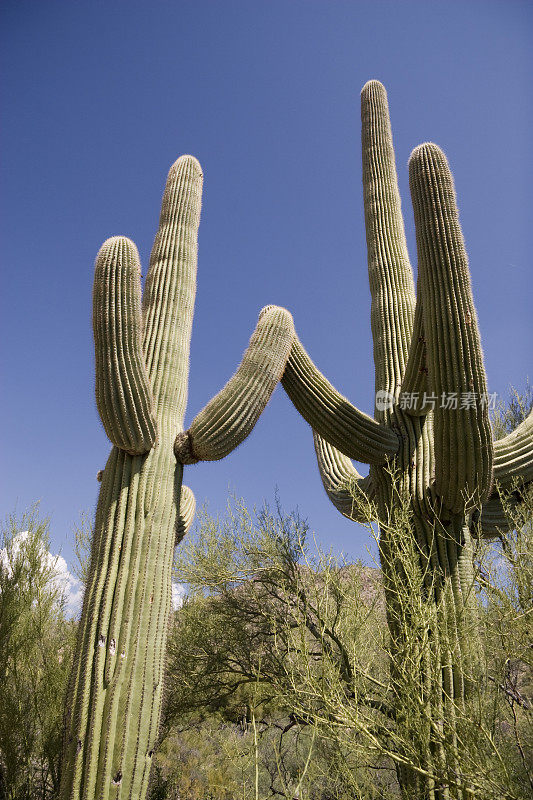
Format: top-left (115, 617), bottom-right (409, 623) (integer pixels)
top-left (279, 82), bottom-right (533, 798)
top-left (61, 156), bottom-right (294, 800)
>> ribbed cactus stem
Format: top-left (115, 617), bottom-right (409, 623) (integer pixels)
top-left (313, 432), bottom-right (376, 522)
top-left (493, 409), bottom-right (533, 487)
top-left (479, 492), bottom-right (519, 538)
top-left (400, 302), bottom-right (429, 415)
top-left (143, 155), bottom-right (202, 429)
top-left (361, 80), bottom-right (416, 420)
top-left (62, 156), bottom-right (202, 800)
top-left (93, 237), bottom-right (157, 455)
top-left (478, 409), bottom-right (533, 537)
top-left (408, 143), bottom-right (493, 512)
top-left (281, 333), bottom-right (399, 464)
top-left (176, 484), bottom-right (196, 542)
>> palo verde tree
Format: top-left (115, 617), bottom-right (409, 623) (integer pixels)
top-left (260, 81), bottom-right (533, 798)
top-left (0, 507), bottom-right (77, 800)
top-left (60, 156), bottom-right (294, 800)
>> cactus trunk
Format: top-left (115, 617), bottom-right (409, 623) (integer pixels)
top-left (62, 442), bottom-right (182, 799)
top-left (372, 444), bottom-right (480, 800)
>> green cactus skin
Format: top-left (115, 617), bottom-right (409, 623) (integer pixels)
top-left (60, 156), bottom-right (294, 800)
top-left (279, 81), bottom-right (533, 798)
top-left (281, 334), bottom-right (400, 464)
top-left (93, 237), bottom-right (157, 456)
top-left (312, 431), bottom-right (375, 522)
top-left (409, 142), bottom-right (493, 513)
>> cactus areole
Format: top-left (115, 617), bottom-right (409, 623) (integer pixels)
top-left (60, 156), bottom-right (294, 800)
top-left (279, 82), bottom-right (533, 798)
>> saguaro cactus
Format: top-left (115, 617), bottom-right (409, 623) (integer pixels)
top-left (279, 82), bottom-right (533, 797)
top-left (60, 156), bottom-right (294, 800)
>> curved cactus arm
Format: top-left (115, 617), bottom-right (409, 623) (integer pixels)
top-left (175, 305), bottom-right (294, 463)
top-left (478, 492), bottom-right (519, 539)
top-left (479, 409), bottom-right (533, 538)
top-left (93, 236), bottom-right (157, 455)
top-left (176, 484), bottom-right (196, 543)
top-left (408, 143), bottom-right (493, 513)
top-left (493, 410), bottom-right (533, 488)
top-left (361, 80), bottom-right (416, 420)
top-left (281, 331), bottom-right (399, 465)
top-left (313, 431), bottom-right (377, 523)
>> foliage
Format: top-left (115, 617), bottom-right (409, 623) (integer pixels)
top-left (354, 475), bottom-right (533, 799)
top-left (150, 477), bottom-right (533, 799)
top-left (0, 505), bottom-right (77, 800)
top-left (491, 383), bottom-right (533, 441)
top-left (0, 483), bottom-right (530, 799)
top-left (156, 498), bottom-right (392, 798)
top-left (476, 484), bottom-right (533, 797)
top-left (70, 510), bottom-right (92, 588)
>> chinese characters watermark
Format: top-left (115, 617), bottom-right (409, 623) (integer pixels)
top-left (375, 390), bottom-right (498, 412)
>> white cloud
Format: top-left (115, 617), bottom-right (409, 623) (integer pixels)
top-left (172, 582), bottom-right (185, 610)
top-left (53, 553), bottom-right (84, 616)
top-left (0, 531), bottom-right (83, 617)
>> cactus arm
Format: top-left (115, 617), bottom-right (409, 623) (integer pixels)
top-left (142, 155), bottom-right (202, 430)
top-left (93, 237), bottom-right (157, 455)
top-left (281, 331), bottom-right (399, 465)
top-left (174, 305), bottom-right (294, 463)
top-left (400, 301), bottom-right (430, 416)
top-left (361, 81), bottom-right (416, 420)
top-left (493, 410), bottom-right (533, 488)
top-left (479, 493), bottom-right (519, 539)
top-left (313, 432), bottom-right (376, 522)
top-left (176, 484), bottom-right (196, 542)
top-left (408, 143), bottom-right (493, 512)
top-left (479, 411), bottom-right (533, 538)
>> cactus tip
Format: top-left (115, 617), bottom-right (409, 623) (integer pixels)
top-left (258, 304), bottom-right (277, 320)
top-left (169, 154), bottom-right (203, 179)
top-left (258, 305), bottom-right (294, 325)
top-left (409, 141), bottom-right (446, 165)
top-left (96, 235), bottom-right (139, 261)
top-left (361, 79), bottom-right (386, 98)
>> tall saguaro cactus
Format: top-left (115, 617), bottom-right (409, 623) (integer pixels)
top-left (60, 156), bottom-right (294, 800)
top-left (279, 82), bottom-right (533, 798)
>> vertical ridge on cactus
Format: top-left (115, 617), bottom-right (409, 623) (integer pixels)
top-left (276, 81), bottom-right (533, 799)
top-left (361, 79), bottom-right (416, 417)
top-left (60, 157), bottom-right (295, 800)
top-left (401, 303), bottom-right (429, 414)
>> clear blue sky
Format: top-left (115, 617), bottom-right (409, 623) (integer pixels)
top-left (1, 0), bottom-right (532, 570)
